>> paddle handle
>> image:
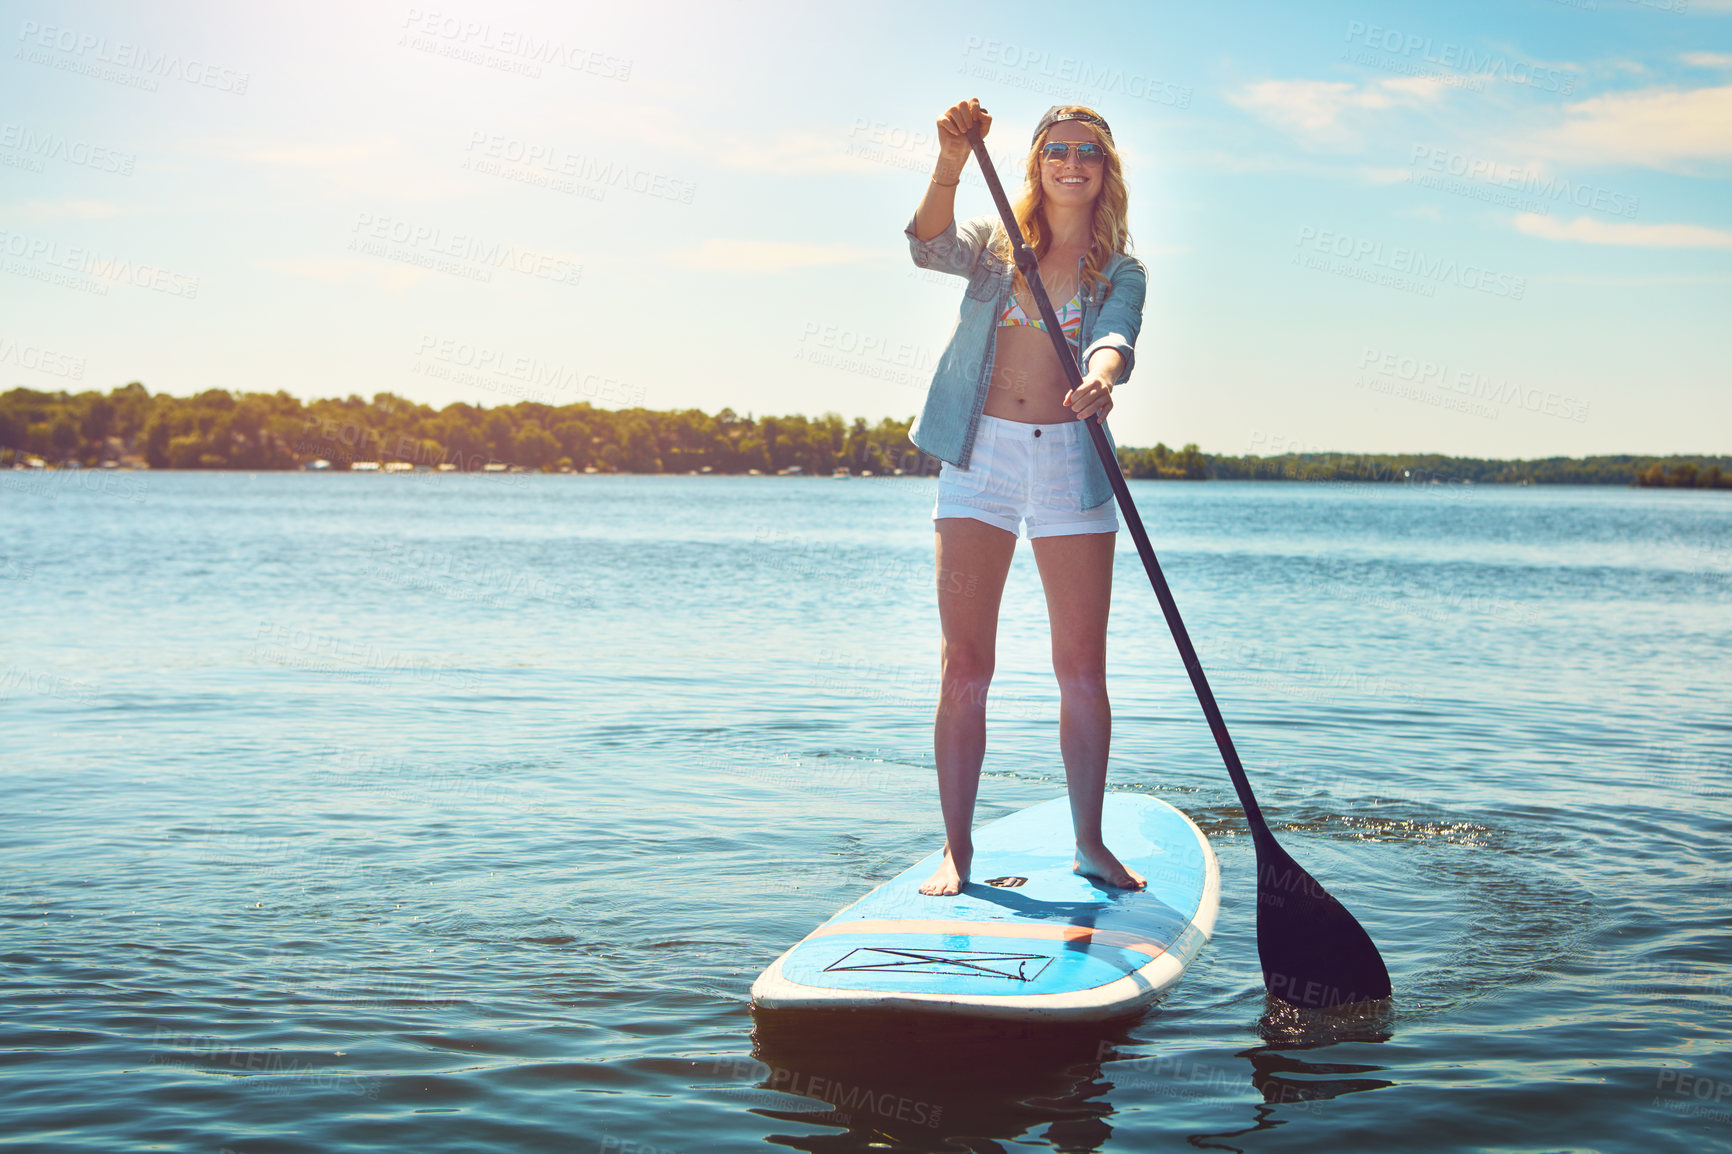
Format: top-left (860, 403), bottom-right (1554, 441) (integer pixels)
top-left (961, 128), bottom-right (1272, 843)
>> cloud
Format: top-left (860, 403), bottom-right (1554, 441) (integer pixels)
top-left (1358, 166), bottom-right (1414, 184)
top-left (183, 137), bottom-right (385, 168)
top-left (1182, 148), bottom-right (1325, 174)
top-left (669, 239), bottom-right (878, 272)
top-left (9, 200), bottom-right (119, 220)
top-left (176, 136), bottom-right (464, 202)
top-left (1524, 84), bottom-right (1732, 170)
top-left (231, 145), bottom-right (378, 167)
top-left (1529, 272), bottom-right (1732, 286)
top-left (1682, 52), bottom-right (1732, 68)
top-left (562, 98), bottom-right (878, 175)
top-left (1513, 213), bottom-right (1732, 249)
top-left (713, 130), bottom-right (882, 175)
top-left (1227, 78), bottom-right (1442, 148)
top-left (260, 257), bottom-right (429, 291)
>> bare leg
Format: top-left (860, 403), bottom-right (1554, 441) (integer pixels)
top-left (920, 516), bottom-right (1017, 896)
top-left (1031, 529), bottom-right (1145, 890)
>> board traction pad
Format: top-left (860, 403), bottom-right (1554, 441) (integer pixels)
top-left (756, 793), bottom-right (1217, 1014)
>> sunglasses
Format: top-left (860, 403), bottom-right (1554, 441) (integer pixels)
top-left (1039, 141), bottom-right (1106, 166)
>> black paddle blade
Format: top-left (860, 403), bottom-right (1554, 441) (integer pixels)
top-left (1255, 841), bottom-right (1392, 1008)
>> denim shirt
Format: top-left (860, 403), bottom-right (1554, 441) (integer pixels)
top-left (904, 211), bottom-right (1148, 510)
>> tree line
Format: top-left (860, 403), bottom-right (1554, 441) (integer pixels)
top-left (0, 383), bottom-right (931, 475)
top-left (2, 383), bottom-right (1726, 487)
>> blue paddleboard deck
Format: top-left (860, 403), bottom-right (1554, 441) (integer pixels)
top-left (752, 793), bottom-right (1219, 1021)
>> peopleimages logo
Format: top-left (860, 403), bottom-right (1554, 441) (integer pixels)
top-left (0, 228), bottom-right (200, 298)
top-left (347, 213), bottom-right (582, 288)
top-left (1410, 145), bottom-right (1639, 219)
top-left (793, 320), bottom-right (938, 390)
top-left (462, 132), bottom-right (695, 204)
top-left (14, 19), bottom-right (250, 93)
top-left (0, 122), bottom-right (135, 174)
top-left (1294, 227), bottom-right (1526, 300)
top-left (398, 8), bottom-right (632, 80)
top-left (0, 334), bottom-right (85, 379)
top-left (1358, 347), bottom-right (1589, 423)
top-left (413, 335), bottom-right (644, 406)
top-left (958, 36), bottom-right (1192, 108)
top-left (1344, 21), bottom-right (1576, 95)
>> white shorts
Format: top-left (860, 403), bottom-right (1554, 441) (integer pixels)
top-left (932, 414), bottom-right (1119, 539)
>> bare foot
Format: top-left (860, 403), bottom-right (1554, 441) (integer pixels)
top-left (1075, 841), bottom-right (1146, 890)
top-left (918, 844), bottom-right (971, 896)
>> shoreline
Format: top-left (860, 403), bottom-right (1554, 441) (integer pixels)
top-left (3, 385), bottom-right (1727, 489)
top-left (5, 458), bottom-right (1729, 490)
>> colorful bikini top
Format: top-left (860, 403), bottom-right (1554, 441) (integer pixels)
top-left (999, 286), bottom-right (1083, 345)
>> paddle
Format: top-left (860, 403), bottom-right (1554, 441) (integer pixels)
top-left (962, 125), bottom-right (1391, 1008)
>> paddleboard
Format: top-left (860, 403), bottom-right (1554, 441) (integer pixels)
top-left (751, 793), bottom-right (1219, 1022)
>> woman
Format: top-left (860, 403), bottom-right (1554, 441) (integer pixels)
top-left (904, 98), bottom-right (1148, 897)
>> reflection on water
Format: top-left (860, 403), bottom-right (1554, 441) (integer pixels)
top-left (748, 996), bottom-right (1397, 1152)
top-left (1181, 999), bottom-right (1397, 1151)
top-left (749, 1010), bottom-right (1130, 1151)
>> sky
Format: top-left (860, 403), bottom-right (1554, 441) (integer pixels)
top-left (2, 0), bottom-right (1729, 459)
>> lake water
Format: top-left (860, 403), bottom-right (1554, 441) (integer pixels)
top-left (2, 471), bottom-right (1729, 1153)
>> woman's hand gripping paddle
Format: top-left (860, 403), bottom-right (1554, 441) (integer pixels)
top-left (963, 125), bottom-right (1391, 1008)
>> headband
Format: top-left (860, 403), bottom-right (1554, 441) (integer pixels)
top-left (1031, 105), bottom-right (1114, 146)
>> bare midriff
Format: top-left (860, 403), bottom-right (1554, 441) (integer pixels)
top-left (983, 324), bottom-right (1083, 424)
top-left (983, 249), bottom-right (1092, 424)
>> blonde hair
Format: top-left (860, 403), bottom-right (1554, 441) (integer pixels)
top-left (988, 105), bottom-right (1132, 300)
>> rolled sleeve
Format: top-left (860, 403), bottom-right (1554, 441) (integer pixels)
top-left (1082, 255), bottom-right (1148, 384)
top-left (905, 212), bottom-right (995, 278)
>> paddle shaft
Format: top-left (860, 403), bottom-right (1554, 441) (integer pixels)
top-left (961, 128), bottom-right (1273, 848)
